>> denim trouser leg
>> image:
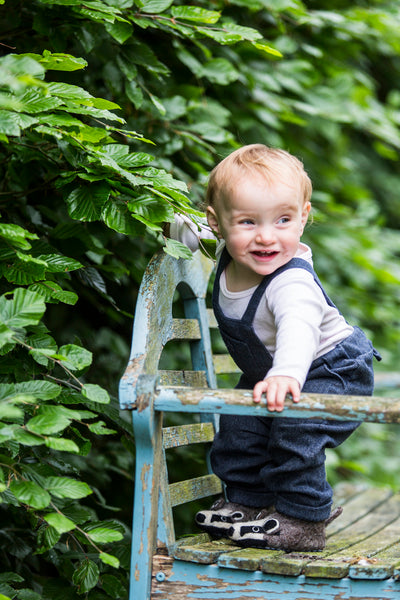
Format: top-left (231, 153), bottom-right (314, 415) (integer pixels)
top-left (210, 328), bottom-right (375, 522)
top-left (211, 414), bottom-right (358, 521)
top-left (210, 414), bottom-right (275, 508)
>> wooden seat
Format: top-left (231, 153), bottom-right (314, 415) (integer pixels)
top-left (119, 249), bottom-right (400, 600)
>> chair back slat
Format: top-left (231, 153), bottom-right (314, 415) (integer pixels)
top-left (168, 474), bottom-right (223, 507)
top-left (158, 370), bottom-right (208, 387)
top-left (163, 422), bottom-right (215, 449)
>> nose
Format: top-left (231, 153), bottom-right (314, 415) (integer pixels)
top-left (255, 225), bottom-right (275, 244)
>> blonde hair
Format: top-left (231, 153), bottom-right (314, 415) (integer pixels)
top-left (206, 144), bottom-right (312, 208)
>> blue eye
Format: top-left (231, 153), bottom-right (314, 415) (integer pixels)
top-left (277, 216), bottom-right (290, 224)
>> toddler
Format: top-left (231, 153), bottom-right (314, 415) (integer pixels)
top-left (169, 144), bottom-right (380, 551)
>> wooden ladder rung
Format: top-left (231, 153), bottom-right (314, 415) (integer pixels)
top-left (159, 370), bottom-right (208, 387)
top-left (163, 422), bottom-right (215, 449)
top-left (206, 308), bottom-right (218, 328)
top-left (155, 387), bottom-right (400, 423)
top-left (170, 318), bottom-right (201, 340)
top-left (168, 474), bottom-right (222, 507)
top-left (213, 354), bottom-right (240, 375)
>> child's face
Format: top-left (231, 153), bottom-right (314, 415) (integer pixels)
top-left (207, 174), bottom-right (311, 285)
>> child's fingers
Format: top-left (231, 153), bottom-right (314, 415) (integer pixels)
top-left (253, 381), bottom-right (268, 403)
top-left (253, 377), bottom-right (300, 409)
top-left (290, 385), bottom-right (300, 403)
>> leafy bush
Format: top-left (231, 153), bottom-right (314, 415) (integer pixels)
top-left (1, 0), bottom-right (400, 598)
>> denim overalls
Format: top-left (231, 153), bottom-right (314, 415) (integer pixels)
top-left (210, 248), bottom-right (380, 522)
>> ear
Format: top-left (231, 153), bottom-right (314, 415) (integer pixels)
top-left (300, 201), bottom-right (311, 232)
top-left (206, 205), bottom-right (222, 237)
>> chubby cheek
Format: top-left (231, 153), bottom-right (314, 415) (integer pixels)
top-left (225, 233), bottom-right (249, 254)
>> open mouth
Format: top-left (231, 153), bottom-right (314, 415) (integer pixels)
top-left (252, 250), bottom-right (278, 257)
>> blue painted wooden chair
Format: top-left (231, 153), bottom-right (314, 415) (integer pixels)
top-left (119, 249), bottom-right (400, 600)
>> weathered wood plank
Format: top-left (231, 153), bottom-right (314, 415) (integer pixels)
top-left (213, 354), bottom-right (241, 375)
top-left (216, 486), bottom-right (374, 575)
top-left (303, 491), bottom-right (400, 579)
top-left (327, 486), bottom-right (394, 536)
top-left (163, 422), bottom-right (215, 449)
top-left (170, 486), bottom-right (396, 577)
top-left (217, 547), bottom-right (285, 572)
top-left (172, 534), bottom-right (236, 564)
top-left (155, 387), bottom-right (400, 423)
top-left (170, 318), bottom-right (201, 341)
top-left (265, 489), bottom-right (396, 578)
top-left (350, 538), bottom-right (400, 580)
top-left (206, 308), bottom-right (218, 328)
top-left (151, 553), bottom-right (400, 599)
top-left (330, 482), bottom-right (369, 509)
top-left (168, 474), bottom-right (222, 507)
top-left (158, 370), bottom-right (208, 387)
top-left (213, 488), bottom-right (394, 578)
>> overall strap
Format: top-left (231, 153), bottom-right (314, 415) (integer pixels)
top-left (242, 256), bottom-right (338, 324)
top-left (214, 249), bottom-right (338, 326)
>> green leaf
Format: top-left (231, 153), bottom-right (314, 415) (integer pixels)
top-left (0, 324), bottom-right (14, 350)
top-left (252, 40), bottom-right (283, 57)
top-left (0, 403), bottom-right (23, 420)
top-left (200, 58), bottom-right (239, 85)
top-left (2, 252), bottom-right (47, 285)
top-left (26, 51), bottom-right (87, 72)
top-left (199, 238), bottom-right (217, 261)
top-left (195, 27), bottom-right (241, 45)
top-left (121, 65), bottom-right (140, 98)
top-left (0, 54), bottom-right (45, 90)
top-left (0, 223), bottom-right (38, 250)
top-left (58, 344), bottom-right (92, 370)
top-left (82, 384), bottom-right (110, 404)
top-left (16, 589), bottom-right (42, 600)
top-left (85, 526), bottom-right (124, 544)
top-left (164, 238), bottom-right (193, 259)
top-left (149, 93), bottom-right (166, 115)
top-left (102, 200), bottom-right (144, 235)
top-left (128, 195), bottom-right (174, 225)
top-left (14, 380), bottom-right (61, 400)
top-left (9, 480), bottom-right (51, 509)
top-left (0, 574), bottom-right (23, 584)
top-left (105, 20), bottom-right (133, 43)
top-left (46, 81), bottom-right (91, 100)
top-left (26, 405), bottom-right (86, 435)
top-left (36, 254), bottom-right (82, 273)
top-left (72, 559), bottom-right (99, 594)
top-left (99, 553), bottom-right (120, 568)
top-left (101, 574), bottom-right (126, 597)
top-left (28, 282), bottom-right (78, 306)
top-left (45, 476), bottom-right (92, 499)
top-left (0, 288), bottom-right (45, 328)
top-left (27, 410), bottom-right (72, 435)
top-left (0, 110), bottom-right (22, 136)
top-left (135, 0), bottom-right (174, 13)
top-left (221, 22), bottom-right (263, 41)
top-left (87, 421), bottom-right (116, 435)
top-left (13, 428), bottom-right (44, 446)
top-left (44, 512), bottom-right (76, 534)
top-left (65, 183), bottom-right (111, 221)
top-left (44, 437), bottom-right (80, 453)
top-left (171, 6), bottom-right (220, 23)
top-left (36, 524), bottom-right (61, 554)
top-left (16, 90), bottom-right (63, 114)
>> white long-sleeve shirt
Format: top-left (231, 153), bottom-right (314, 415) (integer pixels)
top-left (170, 214), bottom-right (353, 388)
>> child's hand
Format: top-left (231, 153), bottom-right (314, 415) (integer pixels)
top-left (253, 376), bottom-right (300, 412)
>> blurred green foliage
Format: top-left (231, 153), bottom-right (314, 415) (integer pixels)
top-left (1, 0), bottom-right (400, 597)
